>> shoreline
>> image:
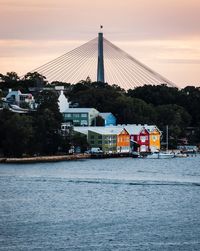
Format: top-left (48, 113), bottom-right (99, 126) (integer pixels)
top-left (0, 152), bottom-right (133, 164)
top-left (0, 154), bottom-right (91, 164)
top-left (0, 152), bottom-right (198, 164)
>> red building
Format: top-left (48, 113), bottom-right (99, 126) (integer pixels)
top-left (125, 125), bottom-right (149, 152)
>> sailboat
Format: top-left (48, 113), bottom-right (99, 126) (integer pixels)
top-left (146, 125), bottom-right (175, 159)
top-left (145, 151), bottom-right (175, 159)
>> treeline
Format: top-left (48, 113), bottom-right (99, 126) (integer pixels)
top-left (0, 72), bottom-right (200, 157)
top-left (0, 90), bottom-right (87, 157)
top-left (65, 81), bottom-right (200, 144)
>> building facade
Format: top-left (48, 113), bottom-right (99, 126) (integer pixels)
top-left (99, 113), bottom-right (116, 126)
top-left (88, 129), bottom-right (117, 153)
top-left (146, 126), bottom-right (161, 152)
top-left (63, 108), bottom-right (99, 126)
top-left (117, 128), bottom-right (130, 152)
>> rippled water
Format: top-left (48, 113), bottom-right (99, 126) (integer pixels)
top-left (0, 156), bottom-right (200, 250)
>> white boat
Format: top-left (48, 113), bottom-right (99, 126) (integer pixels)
top-left (146, 152), bottom-right (175, 159)
top-left (174, 152), bottom-right (188, 158)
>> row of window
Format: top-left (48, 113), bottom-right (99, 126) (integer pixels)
top-left (117, 137), bottom-right (129, 142)
top-left (64, 113), bottom-right (88, 118)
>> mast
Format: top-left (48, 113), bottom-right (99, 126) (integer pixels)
top-left (166, 125), bottom-right (169, 151)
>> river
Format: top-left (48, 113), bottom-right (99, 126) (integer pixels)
top-left (0, 156), bottom-right (200, 250)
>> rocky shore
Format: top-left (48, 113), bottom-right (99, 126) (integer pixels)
top-left (0, 154), bottom-right (91, 164)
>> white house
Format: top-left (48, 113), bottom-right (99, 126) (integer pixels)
top-left (58, 90), bottom-right (69, 113)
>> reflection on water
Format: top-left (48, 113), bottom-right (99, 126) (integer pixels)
top-left (0, 156), bottom-right (200, 250)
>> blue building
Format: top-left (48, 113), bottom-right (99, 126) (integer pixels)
top-left (99, 113), bottom-right (116, 126)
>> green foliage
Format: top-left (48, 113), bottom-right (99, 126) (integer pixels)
top-left (1, 71), bottom-right (200, 155)
top-left (70, 132), bottom-right (89, 152)
top-left (95, 116), bottom-right (105, 126)
top-left (0, 90), bottom-right (64, 157)
top-left (33, 90), bottom-right (63, 155)
top-left (0, 110), bottom-right (33, 157)
top-left (127, 84), bottom-right (179, 106)
top-left (0, 72), bottom-right (19, 83)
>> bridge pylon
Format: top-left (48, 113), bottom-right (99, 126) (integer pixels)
top-left (97, 32), bottom-right (105, 83)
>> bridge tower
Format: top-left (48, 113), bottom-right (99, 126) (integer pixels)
top-left (97, 31), bottom-right (105, 82)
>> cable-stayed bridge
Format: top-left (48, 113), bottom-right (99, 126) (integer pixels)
top-left (32, 32), bottom-right (176, 89)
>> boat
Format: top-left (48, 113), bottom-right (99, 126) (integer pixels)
top-left (145, 152), bottom-right (175, 159)
top-left (174, 152), bottom-right (188, 158)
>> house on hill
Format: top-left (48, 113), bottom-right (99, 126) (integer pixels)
top-left (5, 89), bottom-right (35, 108)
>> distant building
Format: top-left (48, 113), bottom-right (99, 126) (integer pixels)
top-left (58, 90), bottom-right (69, 113)
top-left (60, 122), bottom-right (73, 136)
top-left (5, 89), bottom-right (35, 109)
top-left (63, 108), bottom-right (99, 126)
top-left (99, 112), bottom-right (116, 126)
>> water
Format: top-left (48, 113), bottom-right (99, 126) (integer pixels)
top-left (0, 156), bottom-right (200, 250)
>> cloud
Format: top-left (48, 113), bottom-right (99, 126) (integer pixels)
top-left (0, 0), bottom-right (200, 40)
top-left (0, 0), bottom-right (199, 86)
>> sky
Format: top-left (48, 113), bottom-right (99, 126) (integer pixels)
top-left (0, 0), bottom-right (200, 87)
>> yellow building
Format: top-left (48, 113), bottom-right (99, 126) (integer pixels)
top-left (146, 126), bottom-right (161, 152)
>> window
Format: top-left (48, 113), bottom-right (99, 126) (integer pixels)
top-left (98, 135), bottom-right (102, 139)
top-left (73, 120), bottom-right (80, 126)
top-left (152, 135), bottom-right (158, 142)
top-left (81, 120), bottom-right (88, 125)
top-left (65, 114), bottom-right (71, 118)
top-left (81, 113), bottom-right (87, 118)
top-left (73, 114), bottom-right (79, 118)
top-left (90, 135), bottom-right (94, 139)
top-left (141, 136), bottom-right (146, 143)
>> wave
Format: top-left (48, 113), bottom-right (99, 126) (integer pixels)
top-left (65, 178), bottom-right (200, 187)
top-left (2, 176), bottom-right (199, 187)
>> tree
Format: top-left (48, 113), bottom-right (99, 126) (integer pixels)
top-left (0, 72), bottom-right (19, 83)
top-left (127, 84), bottom-right (179, 106)
top-left (33, 90), bottom-right (63, 155)
top-left (23, 72), bottom-right (47, 87)
top-left (70, 132), bottom-right (89, 153)
top-left (0, 110), bottom-right (33, 157)
top-left (111, 96), bottom-right (156, 125)
top-left (155, 104), bottom-right (191, 146)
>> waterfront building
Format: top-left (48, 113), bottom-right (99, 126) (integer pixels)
top-left (123, 125), bottom-right (150, 152)
top-left (73, 124), bottom-right (161, 153)
top-left (63, 108), bottom-right (99, 126)
top-left (116, 128), bottom-right (130, 152)
top-left (145, 125), bottom-right (161, 152)
top-left (87, 127), bottom-right (130, 153)
top-left (87, 127), bottom-right (127, 153)
top-left (88, 127), bottom-right (118, 153)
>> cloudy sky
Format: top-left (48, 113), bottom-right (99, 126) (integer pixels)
top-left (0, 0), bottom-right (200, 87)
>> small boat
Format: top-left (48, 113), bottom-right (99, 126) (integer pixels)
top-left (145, 152), bottom-right (175, 159)
top-left (174, 152), bottom-right (188, 158)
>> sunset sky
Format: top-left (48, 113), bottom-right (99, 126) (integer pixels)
top-left (0, 0), bottom-right (200, 87)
